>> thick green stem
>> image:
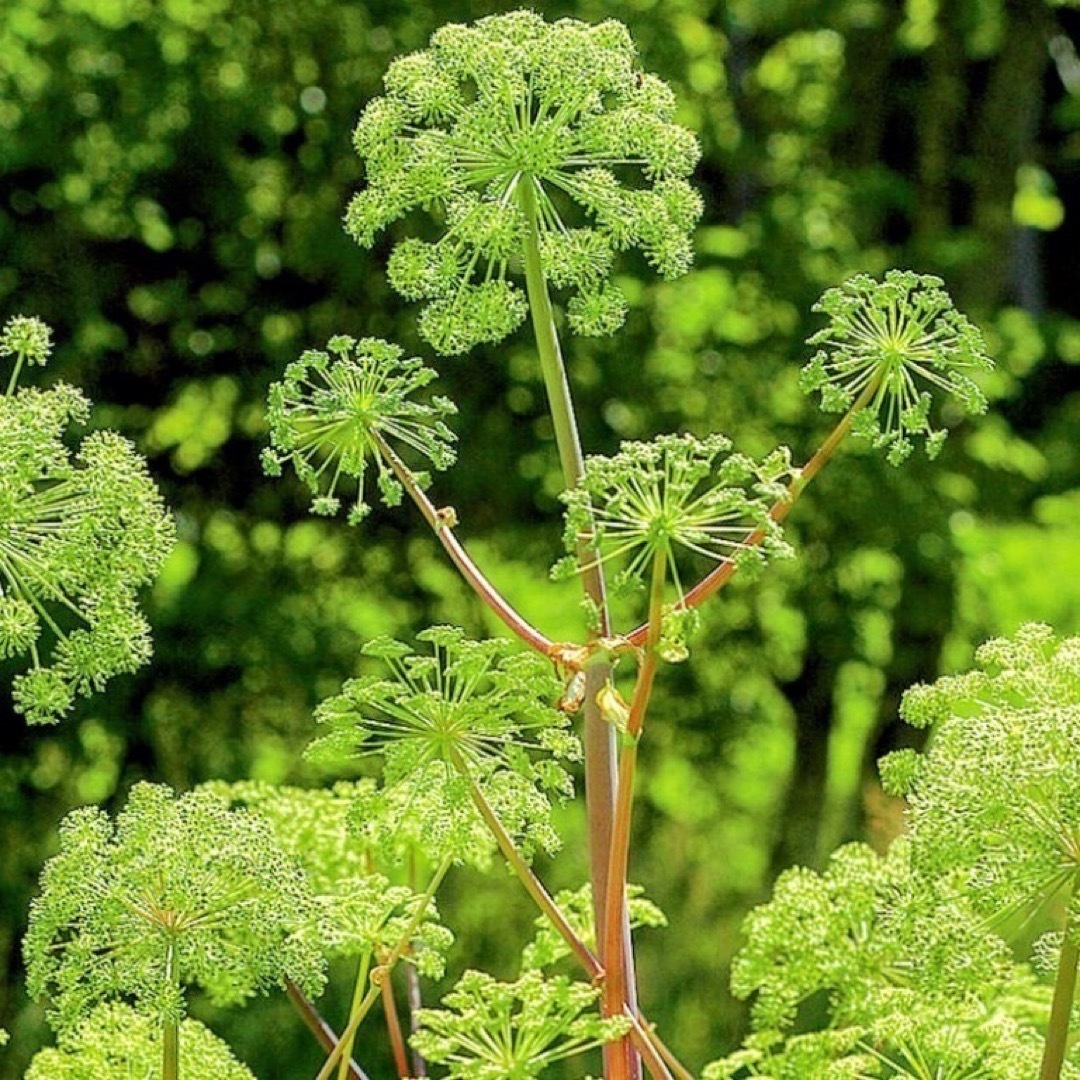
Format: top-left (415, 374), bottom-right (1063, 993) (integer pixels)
top-left (518, 177), bottom-right (639, 1080)
top-left (316, 858), bottom-right (452, 1080)
top-left (602, 551), bottom-right (666, 1073)
top-left (162, 1020), bottom-right (179, 1080)
top-left (1041, 892), bottom-right (1080, 1080)
top-left (336, 951), bottom-right (372, 1080)
top-left (162, 943), bottom-right (179, 1080)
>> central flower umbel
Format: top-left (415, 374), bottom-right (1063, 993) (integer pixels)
top-left (345, 10), bottom-right (703, 355)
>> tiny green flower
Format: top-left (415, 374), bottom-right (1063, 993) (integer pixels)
top-left (0, 317), bottom-right (175, 724)
top-left (205, 780), bottom-right (454, 974)
top-left (262, 334), bottom-right (456, 524)
top-left (554, 433), bottom-right (793, 605)
top-left (25, 1003), bottom-right (256, 1080)
top-left (800, 271), bottom-right (993, 465)
top-left (24, 783), bottom-right (326, 1034)
top-left (890, 624), bottom-right (1080, 933)
top-left (306, 627), bottom-right (578, 858)
top-left (412, 969), bottom-right (631, 1079)
top-left (346, 10), bottom-right (702, 354)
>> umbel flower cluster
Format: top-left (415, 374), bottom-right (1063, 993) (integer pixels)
top-left (261, 334), bottom-right (456, 524)
top-left (346, 9), bottom-right (703, 353)
top-left (800, 271), bottom-right (992, 465)
top-left (307, 626), bottom-right (579, 859)
top-left (707, 625), bottom-right (1080, 1079)
top-left (24, 783), bottom-right (326, 1034)
top-left (0, 315), bottom-right (174, 724)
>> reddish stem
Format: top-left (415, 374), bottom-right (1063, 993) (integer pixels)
top-left (625, 384), bottom-right (875, 648)
top-left (285, 978), bottom-right (370, 1080)
top-left (602, 552), bottom-right (665, 1075)
top-left (373, 432), bottom-right (556, 657)
top-left (381, 970), bottom-right (411, 1079)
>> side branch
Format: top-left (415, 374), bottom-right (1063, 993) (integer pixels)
top-left (451, 751), bottom-right (679, 1080)
top-left (625, 382), bottom-right (877, 648)
top-left (372, 431), bottom-right (556, 657)
top-left (285, 979), bottom-right (371, 1080)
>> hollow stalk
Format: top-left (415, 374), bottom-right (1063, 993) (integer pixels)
top-left (602, 549), bottom-right (666, 1070)
top-left (518, 175), bottom-right (640, 1080)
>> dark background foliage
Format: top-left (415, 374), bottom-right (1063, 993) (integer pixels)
top-left (1, 0), bottom-right (1079, 1075)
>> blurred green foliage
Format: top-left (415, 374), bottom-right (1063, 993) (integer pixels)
top-left (1, 0), bottom-right (1079, 1076)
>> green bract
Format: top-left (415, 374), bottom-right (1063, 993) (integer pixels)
top-left (800, 271), bottom-right (993, 465)
top-left (23, 783), bottom-right (326, 1033)
top-left (262, 334), bottom-right (456, 524)
top-left (412, 969), bottom-right (631, 1078)
top-left (554, 433), bottom-right (793, 613)
top-left (0, 315), bottom-right (175, 724)
top-left (25, 1003), bottom-right (257, 1080)
top-left (306, 626), bottom-right (578, 858)
top-left (346, 9), bottom-right (702, 354)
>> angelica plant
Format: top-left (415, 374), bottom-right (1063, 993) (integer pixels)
top-left (24, 783), bottom-right (325, 1080)
top-left (15, 9), bottom-right (1010, 1080)
top-left (0, 314), bottom-right (174, 723)
top-left (24, 1003), bottom-right (257, 1080)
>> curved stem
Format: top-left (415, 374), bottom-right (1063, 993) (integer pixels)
top-left (286, 981), bottom-right (369, 1080)
top-left (372, 431), bottom-right (556, 657)
top-left (315, 858), bottom-right (453, 1080)
top-left (450, 750), bottom-right (678, 1079)
top-left (602, 551), bottom-right (666, 1067)
top-left (1041, 883), bottom-right (1080, 1080)
top-left (518, 176), bottom-right (639, 1080)
top-left (625, 380), bottom-right (880, 648)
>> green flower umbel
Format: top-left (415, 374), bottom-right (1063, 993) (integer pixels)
top-left (346, 10), bottom-right (702, 354)
top-left (307, 627), bottom-right (578, 858)
top-left (412, 969), bottom-right (631, 1079)
top-left (262, 334), bottom-right (456, 524)
top-left (0, 315), bottom-right (175, 724)
top-left (555, 432), bottom-right (792, 599)
top-left (24, 783), bottom-right (326, 1035)
top-left (800, 271), bottom-right (993, 465)
top-left (25, 1003), bottom-right (256, 1080)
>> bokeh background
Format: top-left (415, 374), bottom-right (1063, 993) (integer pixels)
top-left (2, 0), bottom-right (1079, 1075)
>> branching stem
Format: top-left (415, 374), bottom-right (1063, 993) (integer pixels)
top-left (372, 431), bottom-right (555, 656)
top-left (451, 747), bottom-right (602, 980)
top-left (519, 174), bottom-right (640, 1080)
top-left (624, 379), bottom-right (880, 647)
top-left (450, 749), bottom-right (681, 1080)
top-left (315, 857), bottom-right (452, 1080)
